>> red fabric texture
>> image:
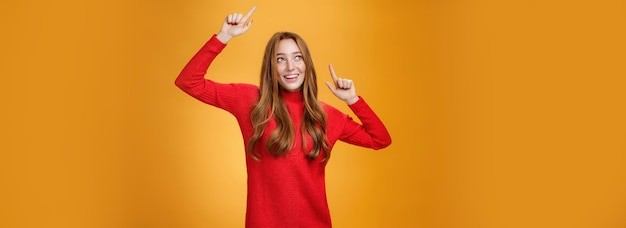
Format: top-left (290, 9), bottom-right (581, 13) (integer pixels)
top-left (175, 35), bottom-right (391, 227)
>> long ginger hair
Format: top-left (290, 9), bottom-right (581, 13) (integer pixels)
top-left (247, 32), bottom-right (329, 161)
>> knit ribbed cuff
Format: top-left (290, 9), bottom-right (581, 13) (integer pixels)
top-left (205, 34), bottom-right (227, 54)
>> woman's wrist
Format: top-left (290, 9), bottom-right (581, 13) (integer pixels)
top-left (345, 96), bottom-right (359, 105)
top-left (216, 32), bottom-right (233, 44)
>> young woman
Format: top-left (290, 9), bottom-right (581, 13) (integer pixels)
top-left (175, 6), bottom-right (391, 227)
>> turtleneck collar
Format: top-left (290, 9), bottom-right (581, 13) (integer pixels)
top-left (280, 89), bottom-right (304, 103)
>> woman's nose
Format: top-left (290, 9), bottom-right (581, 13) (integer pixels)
top-left (286, 60), bottom-right (294, 70)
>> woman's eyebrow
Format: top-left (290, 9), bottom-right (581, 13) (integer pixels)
top-left (276, 52), bottom-right (302, 55)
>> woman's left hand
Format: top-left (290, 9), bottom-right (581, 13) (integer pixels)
top-left (325, 64), bottom-right (359, 105)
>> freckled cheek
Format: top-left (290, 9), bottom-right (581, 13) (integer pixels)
top-left (276, 64), bottom-right (286, 75)
top-left (297, 62), bottom-right (306, 71)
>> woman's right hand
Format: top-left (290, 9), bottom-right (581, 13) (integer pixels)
top-left (216, 6), bottom-right (256, 43)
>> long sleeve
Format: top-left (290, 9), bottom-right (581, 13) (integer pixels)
top-left (175, 35), bottom-right (227, 102)
top-left (334, 97), bottom-right (392, 150)
top-left (175, 35), bottom-right (258, 116)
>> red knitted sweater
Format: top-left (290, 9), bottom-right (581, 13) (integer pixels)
top-left (175, 35), bottom-right (391, 228)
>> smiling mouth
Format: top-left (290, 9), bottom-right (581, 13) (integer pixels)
top-left (283, 74), bottom-right (299, 80)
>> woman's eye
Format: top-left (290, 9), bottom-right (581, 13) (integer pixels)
top-left (295, 55), bottom-right (303, 60)
top-left (277, 57), bottom-right (285, 62)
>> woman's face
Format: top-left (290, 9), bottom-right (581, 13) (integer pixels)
top-left (275, 39), bottom-right (306, 92)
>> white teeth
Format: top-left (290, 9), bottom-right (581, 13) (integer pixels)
top-left (284, 74), bottom-right (298, 79)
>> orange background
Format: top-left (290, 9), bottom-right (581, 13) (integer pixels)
top-left (2, 0), bottom-right (625, 227)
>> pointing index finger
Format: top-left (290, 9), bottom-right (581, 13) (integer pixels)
top-left (329, 64), bottom-right (338, 83)
top-left (242, 5), bottom-right (256, 22)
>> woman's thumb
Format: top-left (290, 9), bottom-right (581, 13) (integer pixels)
top-left (325, 82), bottom-right (335, 93)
